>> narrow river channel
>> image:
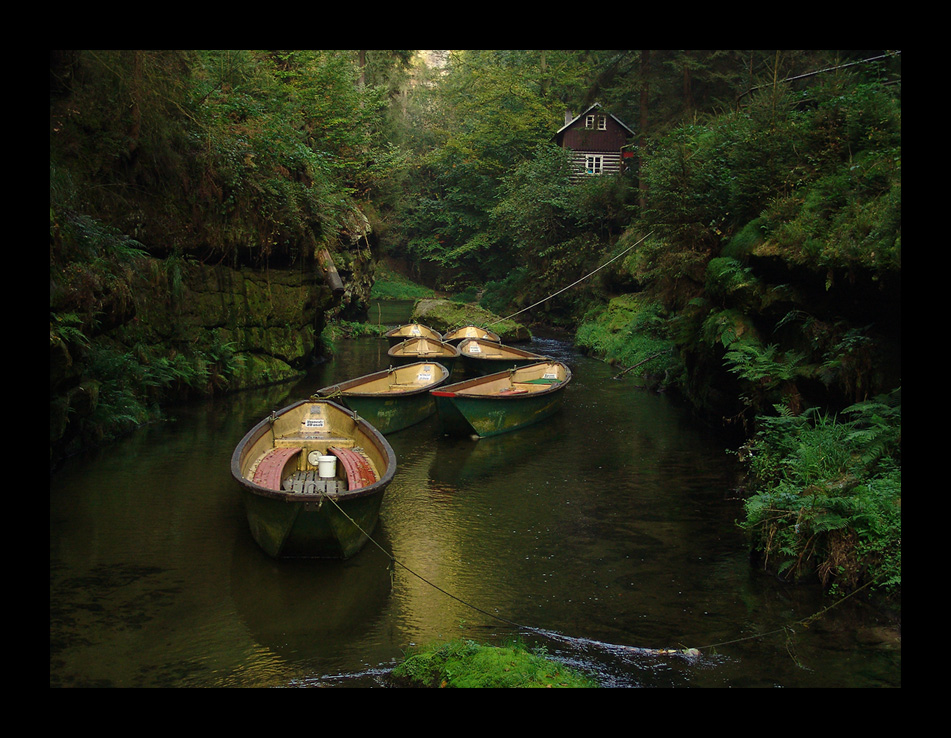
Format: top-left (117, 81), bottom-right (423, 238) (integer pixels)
top-left (50, 302), bottom-right (900, 687)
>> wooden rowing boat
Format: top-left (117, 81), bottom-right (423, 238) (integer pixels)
top-left (230, 399), bottom-right (396, 559)
top-left (431, 360), bottom-right (572, 438)
top-left (384, 323), bottom-right (442, 347)
top-left (313, 361), bottom-right (451, 434)
top-left (442, 325), bottom-right (501, 345)
top-left (387, 336), bottom-right (460, 373)
top-left (457, 337), bottom-right (548, 376)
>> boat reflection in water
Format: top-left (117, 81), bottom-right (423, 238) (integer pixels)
top-left (229, 526), bottom-right (393, 661)
top-left (427, 411), bottom-right (567, 488)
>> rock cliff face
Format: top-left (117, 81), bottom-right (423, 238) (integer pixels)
top-left (49, 252), bottom-right (356, 464)
top-left (145, 260), bottom-right (334, 389)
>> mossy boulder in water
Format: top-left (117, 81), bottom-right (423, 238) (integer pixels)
top-left (390, 639), bottom-right (597, 688)
top-left (411, 299), bottom-right (531, 342)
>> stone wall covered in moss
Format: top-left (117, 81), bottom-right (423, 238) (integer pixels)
top-left (147, 260), bottom-right (333, 388)
top-left (50, 254), bottom-right (347, 464)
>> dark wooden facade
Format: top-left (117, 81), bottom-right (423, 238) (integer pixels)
top-left (554, 103), bottom-right (635, 179)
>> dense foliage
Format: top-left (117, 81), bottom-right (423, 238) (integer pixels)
top-left (50, 50), bottom-right (411, 450)
top-left (50, 49), bottom-right (900, 596)
top-left (50, 50), bottom-right (407, 263)
top-left (738, 390), bottom-right (901, 594)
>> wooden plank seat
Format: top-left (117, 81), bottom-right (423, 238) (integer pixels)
top-left (253, 447), bottom-right (302, 491)
top-left (329, 446), bottom-right (378, 490)
top-left (282, 469), bottom-right (344, 495)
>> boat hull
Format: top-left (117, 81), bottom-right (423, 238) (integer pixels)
top-left (315, 362), bottom-right (450, 434)
top-left (434, 390), bottom-right (566, 438)
top-left (432, 361), bottom-right (571, 438)
top-left (231, 399), bottom-right (396, 559)
top-left (384, 323), bottom-right (441, 347)
top-left (387, 337), bottom-right (459, 374)
top-left (457, 338), bottom-right (546, 377)
top-left (337, 393), bottom-right (435, 434)
top-left (240, 485), bottom-right (385, 558)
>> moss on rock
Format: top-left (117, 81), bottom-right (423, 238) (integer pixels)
top-left (390, 639), bottom-right (597, 688)
top-left (411, 299), bottom-right (531, 342)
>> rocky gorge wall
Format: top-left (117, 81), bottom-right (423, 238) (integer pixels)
top-left (150, 260), bottom-right (333, 388)
top-left (50, 251), bottom-right (357, 465)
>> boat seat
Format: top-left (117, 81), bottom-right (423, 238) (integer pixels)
top-left (283, 470), bottom-right (344, 496)
top-left (329, 446), bottom-right (378, 490)
top-left (253, 447), bottom-right (302, 491)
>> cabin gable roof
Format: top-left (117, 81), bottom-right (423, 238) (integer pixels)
top-left (554, 103), bottom-right (635, 148)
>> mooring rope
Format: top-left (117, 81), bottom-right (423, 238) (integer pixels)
top-left (325, 494), bottom-right (700, 658)
top-left (324, 492), bottom-right (880, 663)
top-left (320, 225), bottom-right (881, 660)
top-left (488, 231), bottom-right (653, 327)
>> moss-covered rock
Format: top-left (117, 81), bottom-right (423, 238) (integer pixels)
top-left (135, 260), bottom-right (336, 391)
top-left (411, 299), bottom-right (531, 342)
top-left (390, 639), bottom-right (598, 688)
top-left (49, 254), bottom-right (341, 464)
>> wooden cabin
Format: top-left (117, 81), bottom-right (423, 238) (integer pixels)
top-left (554, 103), bottom-right (635, 180)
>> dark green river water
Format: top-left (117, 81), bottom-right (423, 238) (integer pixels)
top-left (50, 302), bottom-right (900, 687)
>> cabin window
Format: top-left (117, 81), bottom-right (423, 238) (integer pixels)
top-left (586, 114), bottom-right (607, 130)
top-left (585, 154), bottom-right (604, 175)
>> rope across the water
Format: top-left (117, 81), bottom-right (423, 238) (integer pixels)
top-left (324, 493), bottom-right (880, 663)
top-left (488, 232), bottom-right (653, 327)
top-left (326, 495), bottom-right (699, 659)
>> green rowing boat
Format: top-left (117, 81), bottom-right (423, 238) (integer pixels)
top-left (384, 323), bottom-right (442, 347)
top-left (442, 325), bottom-right (501, 345)
top-left (387, 336), bottom-right (460, 374)
top-left (231, 399), bottom-right (396, 559)
top-left (457, 338), bottom-right (548, 376)
top-left (431, 361), bottom-right (572, 438)
top-left (313, 361), bottom-right (451, 434)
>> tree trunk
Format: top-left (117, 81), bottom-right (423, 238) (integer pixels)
top-left (638, 50), bottom-right (650, 212)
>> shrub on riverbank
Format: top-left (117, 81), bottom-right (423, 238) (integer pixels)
top-left (738, 389), bottom-right (901, 596)
top-left (370, 262), bottom-right (437, 301)
top-left (574, 294), bottom-right (680, 390)
top-left (390, 639), bottom-right (598, 688)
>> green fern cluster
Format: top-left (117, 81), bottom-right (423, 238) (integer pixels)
top-left (739, 389), bottom-right (901, 594)
top-left (82, 331), bottom-right (243, 444)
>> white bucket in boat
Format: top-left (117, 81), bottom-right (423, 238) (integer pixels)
top-left (317, 455), bottom-right (337, 478)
